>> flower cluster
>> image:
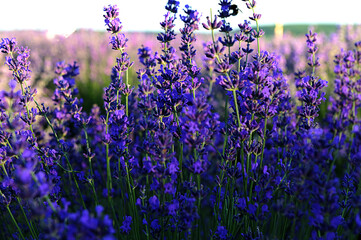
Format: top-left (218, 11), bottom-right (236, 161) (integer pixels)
top-left (1, 0), bottom-right (361, 240)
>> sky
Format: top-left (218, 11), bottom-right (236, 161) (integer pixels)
top-left (0, 0), bottom-right (360, 36)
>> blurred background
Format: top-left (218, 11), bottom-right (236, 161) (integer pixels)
top-left (1, 0), bottom-right (361, 112)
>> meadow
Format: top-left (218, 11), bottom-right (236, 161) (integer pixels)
top-left (1, 0), bottom-right (361, 239)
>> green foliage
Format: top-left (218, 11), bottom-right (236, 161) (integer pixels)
top-left (262, 24), bottom-right (339, 37)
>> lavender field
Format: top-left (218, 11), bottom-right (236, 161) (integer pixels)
top-left (1, 0), bottom-right (361, 239)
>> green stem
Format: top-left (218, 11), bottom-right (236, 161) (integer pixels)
top-left (222, 97), bottom-right (229, 155)
top-left (337, 188), bottom-right (349, 234)
top-left (197, 173), bottom-right (201, 239)
top-left (260, 118), bottom-right (268, 169)
top-left (210, 9), bottom-right (216, 46)
top-left (11, 87), bottom-right (58, 213)
top-left (208, 76), bottom-right (214, 94)
top-left (19, 82), bottom-right (36, 140)
top-left (33, 100), bottom-right (86, 210)
top-left (3, 164), bottom-right (37, 239)
top-left (6, 205), bottom-right (26, 240)
top-left (104, 104), bottom-right (113, 199)
top-left (125, 163), bottom-right (140, 239)
top-left (249, 155), bottom-right (259, 203)
top-left (17, 197), bottom-right (38, 239)
top-left (83, 126), bottom-right (94, 177)
top-left (240, 141), bottom-right (247, 201)
top-left (312, 52), bottom-right (316, 77)
top-left (106, 143), bottom-right (112, 190)
top-left (246, 0), bottom-right (261, 57)
top-left (232, 90), bottom-right (241, 128)
top-left (89, 180), bottom-right (99, 206)
top-left (173, 108), bottom-right (183, 182)
top-left (192, 78), bottom-right (196, 100)
top-left (142, 197), bottom-right (151, 240)
top-left (83, 126), bottom-right (99, 205)
top-left (238, 41), bottom-right (242, 72)
top-left (31, 171), bottom-right (56, 212)
top-left (108, 197), bottom-right (121, 239)
top-left (64, 154), bottom-right (87, 209)
top-left (125, 70), bottom-right (129, 117)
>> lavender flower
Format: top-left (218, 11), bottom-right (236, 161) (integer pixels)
top-left (1, 1), bottom-right (361, 239)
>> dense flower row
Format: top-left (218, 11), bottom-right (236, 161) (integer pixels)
top-left (1, 24), bottom-right (360, 115)
top-left (1, 1), bottom-right (361, 239)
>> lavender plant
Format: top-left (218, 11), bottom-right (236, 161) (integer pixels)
top-left (1, 0), bottom-right (361, 239)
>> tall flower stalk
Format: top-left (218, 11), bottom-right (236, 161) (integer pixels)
top-left (2, 1), bottom-right (361, 239)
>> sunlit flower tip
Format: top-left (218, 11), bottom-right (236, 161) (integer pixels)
top-left (306, 30), bottom-right (317, 40)
top-left (215, 61), bottom-right (232, 74)
top-left (249, 13), bottom-right (262, 21)
top-left (165, 0), bottom-right (180, 14)
top-left (231, 51), bottom-right (245, 62)
top-left (180, 5), bottom-right (201, 28)
top-left (0, 37), bottom-right (17, 54)
top-left (103, 5), bottom-right (119, 20)
top-left (105, 18), bottom-right (123, 34)
top-left (234, 33), bottom-right (248, 42)
top-left (238, 20), bottom-right (253, 34)
top-left (218, 0), bottom-right (233, 18)
top-left (252, 29), bottom-right (265, 38)
top-left (114, 53), bottom-right (134, 72)
top-left (202, 17), bottom-right (211, 30)
top-left (354, 41), bottom-right (361, 52)
top-left (109, 33), bottom-right (128, 51)
top-left (219, 35), bottom-right (235, 47)
top-left (219, 21), bottom-right (233, 33)
top-left (205, 43), bottom-right (225, 59)
top-left (203, 15), bottom-right (223, 31)
top-left (245, 0), bottom-right (256, 9)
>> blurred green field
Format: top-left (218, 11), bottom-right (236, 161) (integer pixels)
top-left (262, 24), bottom-right (340, 37)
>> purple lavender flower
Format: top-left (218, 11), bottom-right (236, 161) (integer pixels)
top-left (202, 15), bottom-right (223, 30)
top-left (41, 201), bottom-right (116, 239)
top-left (296, 31), bottom-right (328, 130)
top-left (120, 216), bottom-right (132, 234)
top-left (218, 0), bottom-right (236, 18)
top-left (149, 195), bottom-right (160, 211)
top-left (2, 1), bottom-right (361, 240)
top-left (165, 0), bottom-right (180, 13)
top-left (213, 225), bottom-right (230, 239)
top-left (0, 37), bottom-right (17, 54)
top-left (103, 5), bottom-right (122, 34)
